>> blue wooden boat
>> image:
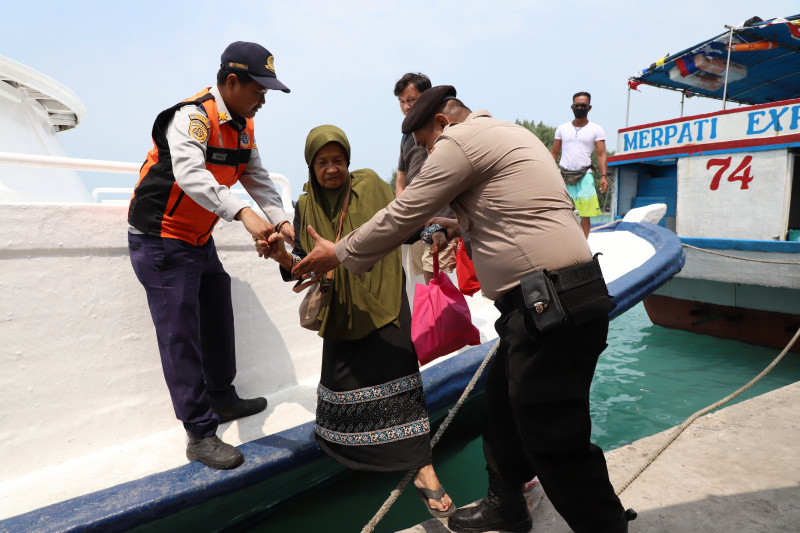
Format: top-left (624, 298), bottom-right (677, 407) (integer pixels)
top-left (609, 14), bottom-right (800, 352)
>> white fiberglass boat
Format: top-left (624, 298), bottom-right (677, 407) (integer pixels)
top-left (0, 54), bottom-right (683, 532)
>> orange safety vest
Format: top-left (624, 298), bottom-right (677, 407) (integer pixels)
top-left (128, 88), bottom-right (256, 246)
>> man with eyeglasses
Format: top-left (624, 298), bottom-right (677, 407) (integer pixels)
top-left (394, 72), bottom-right (458, 284)
top-left (550, 92), bottom-right (609, 239)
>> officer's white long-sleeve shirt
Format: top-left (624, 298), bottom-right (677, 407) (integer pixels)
top-left (129, 85), bottom-right (287, 234)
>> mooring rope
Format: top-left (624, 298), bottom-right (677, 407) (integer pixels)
top-left (360, 338), bottom-right (501, 533)
top-left (616, 326), bottom-right (800, 496)
top-left (590, 220), bottom-right (618, 232)
top-left (682, 243), bottom-right (800, 265)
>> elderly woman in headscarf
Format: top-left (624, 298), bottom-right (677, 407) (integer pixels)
top-left (258, 125), bottom-right (454, 517)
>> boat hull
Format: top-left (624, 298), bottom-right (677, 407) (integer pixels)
top-left (0, 342), bottom-right (493, 533)
top-left (644, 294), bottom-right (800, 354)
top-left (0, 203), bottom-right (683, 531)
top-left (643, 237), bottom-right (800, 352)
top-left (589, 218), bottom-right (686, 319)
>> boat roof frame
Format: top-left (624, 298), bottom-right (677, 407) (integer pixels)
top-left (628, 14), bottom-right (800, 107)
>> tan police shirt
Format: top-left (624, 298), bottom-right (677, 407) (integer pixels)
top-left (334, 110), bottom-right (592, 300)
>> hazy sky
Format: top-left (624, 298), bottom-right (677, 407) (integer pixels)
top-left (3, 1), bottom-right (798, 202)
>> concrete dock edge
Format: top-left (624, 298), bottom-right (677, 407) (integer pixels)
top-left (403, 380), bottom-right (800, 532)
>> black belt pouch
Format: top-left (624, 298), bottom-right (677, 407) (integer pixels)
top-left (520, 269), bottom-right (566, 334)
top-left (553, 255), bottom-right (617, 325)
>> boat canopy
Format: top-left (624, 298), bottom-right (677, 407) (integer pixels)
top-left (0, 54), bottom-right (85, 132)
top-left (629, 15), bottom-right (800, 105)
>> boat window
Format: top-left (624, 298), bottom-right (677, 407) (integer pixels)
top-left (788, 151), bottom-right (800, 242)
top-left (615, 162), bottom-right (677, 231)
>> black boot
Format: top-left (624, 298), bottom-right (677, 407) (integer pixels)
top-left (620, 508), bottom-right (637, 533)
top-left (602, 508), bottom-right (638, 533)
top-left (447, 473), bottom-right (532, 533)
top-left (186, 432), bottom-right (244, 470)
top-left (212, 397), bottom-right (267, 423)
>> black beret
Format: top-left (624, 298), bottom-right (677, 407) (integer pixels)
top-left (401, 85), bottom-right (457, 134)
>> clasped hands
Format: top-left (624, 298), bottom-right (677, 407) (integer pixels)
top-left (255, 225), bottom-right (339, 281)
top-left (255, 217), bottom-right (461, 283)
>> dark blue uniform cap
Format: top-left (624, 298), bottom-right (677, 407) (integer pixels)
top-left (221, 41), bottom-right (290, 93)
top-left (401, 85), bottom-right (457, 134)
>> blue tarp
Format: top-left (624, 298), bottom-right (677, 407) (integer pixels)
top-left (631, 15), bottom-right (800, 105)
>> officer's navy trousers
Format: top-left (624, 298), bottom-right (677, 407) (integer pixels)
top-left (129, 233), bottom-right (238, 437)
top-left (483, 306), bottom-right (627, 533)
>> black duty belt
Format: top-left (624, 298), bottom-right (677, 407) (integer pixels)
top-left (495, 257), bottom-right (605, 315)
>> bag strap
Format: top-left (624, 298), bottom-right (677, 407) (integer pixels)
top-left (335, 176), bottom-right (351, 244)
top-left (293, 176), bottom-right (352, 294)
top-left (293, 277), bottom-right (317, 293)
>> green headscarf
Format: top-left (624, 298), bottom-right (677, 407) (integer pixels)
top-left (298, 125), bottom-right (403, 340)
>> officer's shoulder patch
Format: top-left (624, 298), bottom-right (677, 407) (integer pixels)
top-left (187, 113), bottom-right (209, 128)
top-left (188, 113), bottom-right (209, 143)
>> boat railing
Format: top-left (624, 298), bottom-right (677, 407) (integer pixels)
top-left (90, 187), bottom-right (275, 209)
top-left (0, 151), bottom-right (294, 211)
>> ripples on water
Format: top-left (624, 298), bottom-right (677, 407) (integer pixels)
top-left (593, 303), bottom-right (800, 451)
top-left (243, 303), bottom-right (800, 532)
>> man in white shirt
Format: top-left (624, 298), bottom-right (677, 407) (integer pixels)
top-left (551, 92), bottom-right (609, 239)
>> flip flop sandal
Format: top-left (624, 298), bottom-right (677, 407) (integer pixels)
top-left (415, 485), bottom-right (456, 518)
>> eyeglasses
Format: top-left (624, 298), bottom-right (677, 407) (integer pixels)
top-left (572, 103), bottom-right (589, 109)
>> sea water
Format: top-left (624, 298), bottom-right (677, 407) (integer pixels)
top-left (238, 303), bottom-right (800, 532)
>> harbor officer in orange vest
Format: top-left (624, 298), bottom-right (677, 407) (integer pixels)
top-left (128, 41), bottom-right (293, 470)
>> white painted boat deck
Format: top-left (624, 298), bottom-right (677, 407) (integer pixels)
top-left (0, 205), bottom-right (665, 521)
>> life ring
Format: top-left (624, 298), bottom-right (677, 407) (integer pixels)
top-left (727, 41), bottom-right (778, 52)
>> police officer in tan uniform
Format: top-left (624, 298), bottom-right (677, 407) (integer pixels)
top-left (286, 86), bottom-right (636, 533)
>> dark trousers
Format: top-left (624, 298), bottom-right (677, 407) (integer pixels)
top-left (483, 305), bottom-right (626, 533)
top-left (129, 233), bottom-right (239, 437)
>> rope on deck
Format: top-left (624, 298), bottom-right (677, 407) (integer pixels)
top-left (360, 338), bottom-right (501, 533)
top-left (681, 243), bottom-right (800, 264)
top-left (616, 326), bottom-right (800, 496)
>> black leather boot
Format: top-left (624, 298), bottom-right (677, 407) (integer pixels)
top-left (186, 432), bottom-right (244, 469)
top-left (447, 473), bottom-right (532, 533)
top-left (212, 397), bottom-right (267, 423)
top-left (620, 508), bottom-right (637, 533)
top-left (601, 508), bottom-right (638, 533)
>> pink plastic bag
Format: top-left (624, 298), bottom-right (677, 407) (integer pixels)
top-left (411, 254), bottom-right (481, 366)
